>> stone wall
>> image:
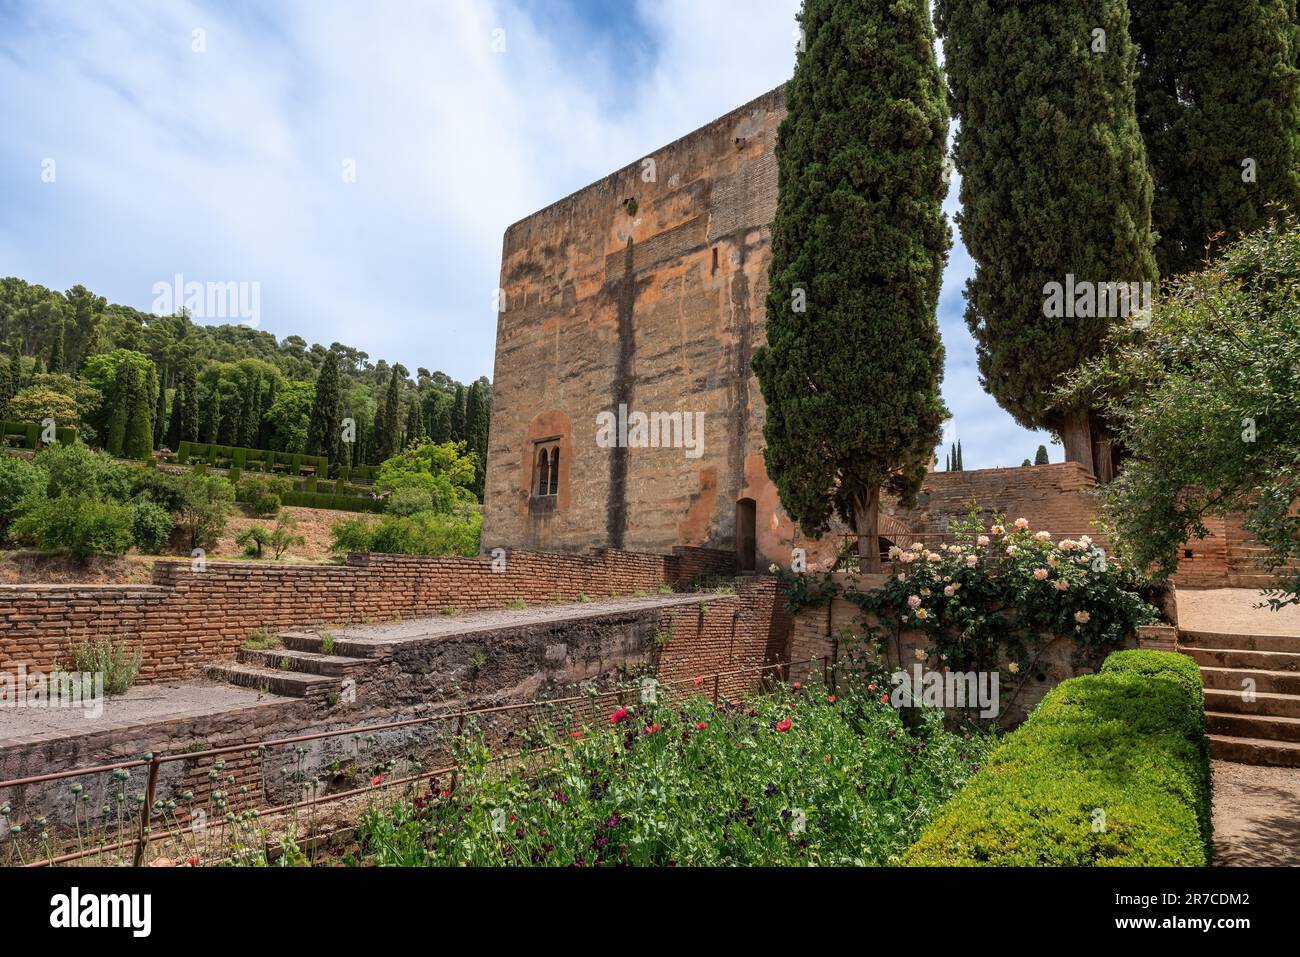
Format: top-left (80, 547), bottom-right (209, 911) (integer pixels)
top-left (483, 84), bottom-right (825, 569)
top-left (0, 546), bottom-right (739, 682)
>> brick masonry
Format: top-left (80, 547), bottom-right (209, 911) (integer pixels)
top-left (0, 546), bottom-right (752, 683)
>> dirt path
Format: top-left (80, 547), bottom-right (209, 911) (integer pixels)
top-left (1177, 587), bottom-right (1300, 635)
top-left (1211, 760), bottom-right (1300, 865)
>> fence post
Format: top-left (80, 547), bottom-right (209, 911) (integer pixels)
top-left (133, 754), bottom-right (159, 867)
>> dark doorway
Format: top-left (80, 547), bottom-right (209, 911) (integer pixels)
top-left (735, 498), bottom-right (757, 572)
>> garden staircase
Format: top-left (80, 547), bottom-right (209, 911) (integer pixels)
top-left (1182, 628), bottom-right (1300, 767)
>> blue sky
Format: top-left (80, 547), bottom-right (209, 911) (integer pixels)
top-left (0, 0), bottom-right (1055, 468)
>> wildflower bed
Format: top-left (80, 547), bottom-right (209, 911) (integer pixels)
top-left (353, 682), bottom-right (994, 866)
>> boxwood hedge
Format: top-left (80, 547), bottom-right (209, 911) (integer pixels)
top-left (903, 649), bottom-right (1209, 866)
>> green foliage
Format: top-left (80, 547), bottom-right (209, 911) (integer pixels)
top-left (1034, 444), bottom-right (1050, 466)
top-left (268, 512), bottom-right (305, 560)
top-left (265, 380), bottom-right (314, 453)
top-left (329, 508), bottom-right (482, 557)
top-left (171, 474), bottom-right (236, 550)
top-left (237, 524), bottom-right (271, 558)
top-left (752, 0), bottom-right (950, 561)
top-left (1061, 219), bottom-right (1300, 605)
top-left (376, 440), bottom-right (476, 505)
top-left (67, 635), bottom-right (143, 696)
top-left (355, 681), bottom-right (993, 866)
top-left (6, 386), bottom-right (79, 425)
top-left (237, 475), bottom-right (290, 516)
top-left (1130, 0), bottom-right (1300, 276)
top-left (0, 456), bottom-right (43, 540)
top-left (305, 350), bottom-right (342, 460)
top-left (386, 486), bottom-right (435, 517)
top-left (32, 442), bottom-right (133, 501)
top-left (12, 494), bottom-right (135, 558)
top-left (936, 0), bottom-right (1158, 437)
top-left (904, 650), bottom-right (1209, 865)
top-left (130, 499), bottom-right (174, 553)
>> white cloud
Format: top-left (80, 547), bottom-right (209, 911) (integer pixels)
top-left (0, 0), bottom-right (1043, 467)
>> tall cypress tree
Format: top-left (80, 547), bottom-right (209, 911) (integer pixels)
top-left (937, 0), bottom-right (1157, 477)
top-left (105, 362), bottom-right (136, 457)
top-left (1130, 0), bottom-right (1300, 276)
top-left (126, 366), bottom-right (156, 459)
top-left (0, 348), bottom-right (14, 412)
top-left (753, 0), bottom-right (951, 572)
top-left (202, 383), bottom-right (222, 445)
top-left (306, 351), bottom-right (342, 460)
top-left (165, 374), bottom-right (183, 449)
top-left (9, 344), bottom-right (24, 394)
top-left (154, 367), bottom-right (168, 449)
top-left (449, 384), bottom-right (467, 442)
top-left (375, 370), bottom-right (403, 462)
top-left (464, 380), bottom-right (490, 497)
top-left (48, 322), bottom-right (64, 373)
top-left (1034, 443), bottom-right (1050, 466)
top-left (180, 364), bottom-right (201, 444)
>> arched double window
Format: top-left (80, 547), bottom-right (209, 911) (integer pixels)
top-left (534, 441), bottom-right (559, 497)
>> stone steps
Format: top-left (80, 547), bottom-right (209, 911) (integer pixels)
top-left (1180, 630), bottom-right (1300, 653)
top-left (236, 646), bottom-right (368, 676)
top-left (205, 662), bottom-right (341, 699)
top-left (1200, 666), bottom-right (1300, 696)
top-left (279, 630), bottom-right (388, 659)
top-left (1184, 646), bottom-right (1300, 672)
top-left (1205, 688), bottom-right (1300, 720)
top-left (1205, 710), bottom-right (1300, 744)
top-left (1209, 734), bottom-right (1300, 768)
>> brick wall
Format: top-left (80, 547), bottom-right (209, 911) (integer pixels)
top-left (0, 547), bottom-right (742, 682)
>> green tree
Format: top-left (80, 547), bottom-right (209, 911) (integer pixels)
top-left (1061, 219), bottom-right (1300, 605)
top-left (1130, 0), bottom-right (1300, 276)
top-left (936, 0), bottom-right (1158, 477)
top-left (48, 321), bottom-right (64, 373)
top-left (752, 0), bottom-right (951, 571)
top-left (201, 382), bottom-right (222, 445)
top-left (449, 383), bottom-right (466, 442)
top-left (464, 379), bottom-right (490, 496)
top-left (180, 364), bottom-right (201, 444)
top-left (9, 343), bottom-right (24, 395)
top-left (306, 350), bottom-right (342, 460)
top-left (375, 370), bottom-right (403, 462)
top-left (6, 386), bottom-right (79, 424)
top-left (154, 368), bottom-right (168, 449)
top-left (1034, 444), bottom-right (1050, 466)
top-left (125, 365), bottom-right (156, 459)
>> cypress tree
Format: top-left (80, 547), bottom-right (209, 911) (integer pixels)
top-left (465, 381), bottom-right (490, 497)
top-left (48, 322), bottom-right (64, 373)
top-left (427, 392), bottom-right (453, 443)
top-left (9, 344), bottom-right (24, 393)
top-left (105, 362), bottom-right (136, 457)
top-left (404, 398), bottom-right (426, 447)
top-left (165, 375), bottom-right (183, 449)
top-left (154, 367), bottom-right (168, 449)
top-left (0, 349), bottom-right (14, 412)
top-left (936, 0), bottom-right (1158, 476)
top-left (126, 366), bottom-right (156, 459)
top-left (956, 440), bottom-right (964, 471)
top-left (1034, 444), bottom-right (1050, 466)
top-left (240, 377), bottom-right (260, 448)
top-left (375, 371), bottom-right (402, 462)
top-left (1022, 458), bottom-right (1032, 467)
top-left (449, 384), bottom-right (467, 442)
top-left (306, 351), bottom-right (342, 460)
top-left (752, 0), bottom-right (951, 572)
top-left (180, 364), bottom-right (201, 443)
top-left (202, 384), bottom-right (222, 445)
top-left (1130, 0), bottom-right (1300, 276)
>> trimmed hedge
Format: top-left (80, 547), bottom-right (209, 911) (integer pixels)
top-left (904, 649), bottom-right (1210, 866)
top-left (280, 490), bottom-right (385, 513)
top-left (176, 441), bottom-right (327, 477)
top-left (0, 420), bottom-right (78, 448)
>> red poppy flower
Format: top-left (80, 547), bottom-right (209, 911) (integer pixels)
top-left (609, 707), bottom-right (629, 725)
top-left (371, 773), bottom-right (386, 786)
top-left (695, 721), bottom-right (708, 731)
top-left (827, 695), bottom-right (836, 704)
top-left (643, 722), bottom-right (661, 735)
top-left (879, 693), bottom-right (889, 704)
top-left (187, 855), bottom-right (201, 867)
top-left (775, 717), bottom-right (793, 733)
top-left (693, 676), bottom-right (705, 688)
top-left (570, 731), bottom-right (583, 739)
top-left (792, 682), bottom-right (801, 690)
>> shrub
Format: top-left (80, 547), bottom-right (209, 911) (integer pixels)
top-left (236, 524), bottom-right (272, 558)
top-left (0, 456), bottom-right (43, 540)
top-left (268, 512), bottom-right (305, 560)
top-left (130, 470), bottom-right (194, 514)
top-left (327, 509), bottom-right (481, 557)
top-left (329, 516), bottom-right (376, 553)
top-left (238, 476), bottom-right (289, 517)
top-left (172, 474), bottom-right (235, 550)
top-left (12, 494), bottom-right (135, 558)
top-left (903, 649), bottom-right (1209, 866)
top-left (130, 499), bottom-right (174, 554)
top-left (67, 635), bottom-right (142, 696)
top-left (386, 486), bottom-right (435, 517)
top-left (32, 442), bottom-right (132, 501)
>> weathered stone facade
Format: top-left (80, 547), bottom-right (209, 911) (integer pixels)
top-left (483, 85), bottom-right (813, 570)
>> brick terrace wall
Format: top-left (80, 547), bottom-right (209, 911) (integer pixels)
top-left (787, 573), bottom-right (1133, 726)
top-left (658, 576), bottom-right (791, 700)
top-left (0, 547), bottom-right (738, 682)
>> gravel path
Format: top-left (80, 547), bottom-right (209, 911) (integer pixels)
top-left (1177, 587), bottom-right (1300, 635)
top-left (1212, 760), bottom-right (1300, 866)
